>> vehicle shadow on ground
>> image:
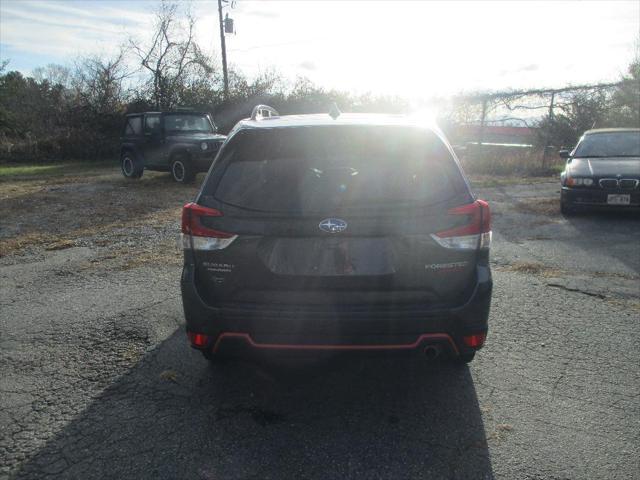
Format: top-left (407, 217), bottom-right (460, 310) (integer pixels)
top-left (16, 330), bottom-right (492, 480)
top-left (564, 210), bottom-right (640, 274)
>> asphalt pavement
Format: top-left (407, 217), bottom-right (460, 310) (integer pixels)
top-left (1, 180), bottom-right (639, 479)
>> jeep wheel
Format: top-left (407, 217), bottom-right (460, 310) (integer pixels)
top-left (171, 155), bottom-right (195, 183)
top-left (121, 152), bottom-right (143, 179)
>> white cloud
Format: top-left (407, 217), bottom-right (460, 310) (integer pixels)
top-left (1, 0), bottom-right (151, 59)
top-left (1, 0), bottom-right (638, 98)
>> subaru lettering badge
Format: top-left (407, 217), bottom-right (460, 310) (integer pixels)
top-left (319, 218), bottom-right (347, 233)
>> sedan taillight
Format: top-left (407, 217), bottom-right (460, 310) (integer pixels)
top-left (181, 202), bottom-right (236, 250)
top-left (431, 200), bottom-right (491, 250)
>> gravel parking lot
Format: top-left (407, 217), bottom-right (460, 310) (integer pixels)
top-left (1, 168), bottom-right (639, 479)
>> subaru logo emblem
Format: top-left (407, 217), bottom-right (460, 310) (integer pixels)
top-left (319, 218), bottom-right (347, 233)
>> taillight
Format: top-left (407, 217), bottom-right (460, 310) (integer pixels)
top-left (463, 332), bottom-right (487, 349)
top-left (187, 331), bottom-right (211, 348)
top-left (181, 202), bottom-right (237, 251)
top-left (566, 177), bottom-right (593, 187)
top-left (431, 200), bottom-right (491, 250)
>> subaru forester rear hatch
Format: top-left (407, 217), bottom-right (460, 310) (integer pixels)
top-left (183, 125), bottom-right (488, 309)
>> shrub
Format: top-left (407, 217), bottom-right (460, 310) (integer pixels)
top-left (458, 146), bottom-right (562, 176)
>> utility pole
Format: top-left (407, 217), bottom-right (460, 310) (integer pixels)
top-left (542, 91), bottom-right (555, 168)
top-left (217, 0), bottom-right (229, 98)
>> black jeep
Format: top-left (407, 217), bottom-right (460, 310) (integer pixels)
top-left (120, 111), bottom-right (227, 183)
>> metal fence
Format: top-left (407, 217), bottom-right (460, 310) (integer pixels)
top-left (439, 82), bottom-right (624, 167)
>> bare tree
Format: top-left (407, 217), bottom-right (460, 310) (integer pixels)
top-left (72, 50), bottom-right (130, 114)
top-left (32, 63), bottom-right (72, 89)
top-left (130, 1), bottom-right (214, 109)
top-left (606, 51), bottom-right (640, 127)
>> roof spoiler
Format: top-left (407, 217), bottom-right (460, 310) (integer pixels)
top-left (250, 105), bottom-right (279, 121)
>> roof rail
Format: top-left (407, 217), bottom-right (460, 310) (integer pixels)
top-left (250, 104), bottom-right (279, 121)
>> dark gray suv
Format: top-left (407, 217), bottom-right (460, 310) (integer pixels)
top-left (181, 105), bottom-right (492, 364)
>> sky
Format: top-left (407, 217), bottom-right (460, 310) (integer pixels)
top-left (0, 0), bottom-right (638, 99)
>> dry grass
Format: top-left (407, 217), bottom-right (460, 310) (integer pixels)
top-left (497, 262), bottom-right (563, 277)
top-left (121, 345), bottom-right (144, 363)
top-left (159, 370), bottom-right (179, 382)
top-left (498, 263), bottom-right (640, 311)
top-left (0, 206), bottom-right (183, 256)
top-left (0, 232), bottom-right (64, 257)
top-left (608, 298), bottom-right (640, 313)
top-left (0, 161), bottom-right (115, 180)
top-left (460, 148), bottom-right (564, 177)
top-left (0, 168), bottom-right (199, 256)
top-left (506, 262), bottom-right (546, 274)
top-left (117, 242), bottom-right (182, 271)
top-left (0, 181), bottom-right (49, 201)
top-left (469, 175), bottom-right (557, 189)
top-left (44, 239), bottom-right (76, 251)
top-left (488, 423), bottom-right (514, 442)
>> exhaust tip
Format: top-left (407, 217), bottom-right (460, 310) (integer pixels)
top-left (424, 345), bottom-right (441, 360)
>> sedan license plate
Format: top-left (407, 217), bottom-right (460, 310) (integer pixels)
top-left (607, 194), bottom-right (630, 205)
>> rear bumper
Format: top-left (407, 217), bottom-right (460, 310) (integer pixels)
top-left (181, 263), bottom-right (492, 356)
top-left (209, 332), bottom-right (461, 356)
top-left (561, 187), bottom-right (640, 207)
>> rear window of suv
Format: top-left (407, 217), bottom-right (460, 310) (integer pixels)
top-left (212, 125), bottom-right (464, 213)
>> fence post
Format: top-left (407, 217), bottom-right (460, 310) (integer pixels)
top-left (478, 97), bottom-right (488, 146)
top-left (542, 91), bottom-right (555, 168)
top-left (475, 97), bottom-right (488, 161)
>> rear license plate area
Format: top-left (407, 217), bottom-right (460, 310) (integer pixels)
top-left (262, 238), bottom-right (395, 276)
top-left (607, 194), bottom-right (630, 205)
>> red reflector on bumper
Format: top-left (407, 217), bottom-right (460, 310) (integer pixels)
top-left (463, 332), bottom-right (486, 349)
top-left (187, 332), bottom-right (210, 348)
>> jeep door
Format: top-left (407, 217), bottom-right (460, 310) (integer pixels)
top-left (122, 115), bottom-right (143, 154)
top-left (142, 114), bottom-right (165, 167)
